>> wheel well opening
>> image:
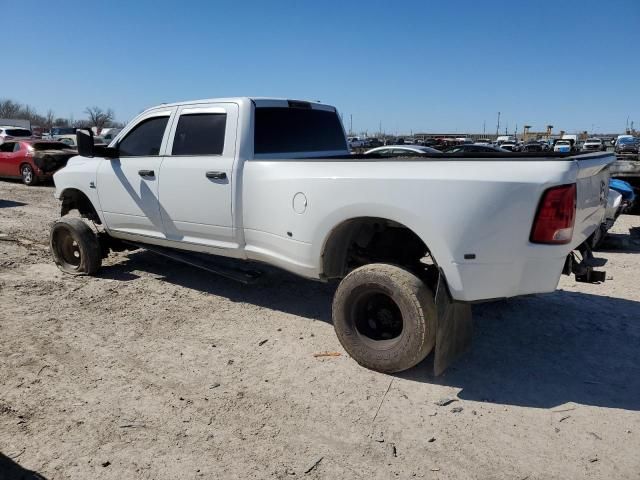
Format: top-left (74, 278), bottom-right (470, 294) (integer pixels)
top-left (321, 217), bottom-right (435, 281)
top-left (60, 189), bottom-right (101, 224)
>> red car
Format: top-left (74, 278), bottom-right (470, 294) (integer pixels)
top-left (0, 140), bottom-right (76, 185)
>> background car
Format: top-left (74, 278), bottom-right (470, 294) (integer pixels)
top-left (499, 141), bottom-right (519, 152)
top-left (0, 126), bottom-right (33, 144)
top-left (347, 136), bottom-right (366, 149)
top-left (443, 144), bottom-right (508, 153)
top-left (364, 145), bottom-right (441, 156)
top-left (366, 137), bottom-right (383, 148)
top-left (521, 141), bottom-right (545, 152)
top-left (553, 139), bottom-right (576, 153)
top-left (582, 138), bottom-right (606, 152)
top-left (98, 127), bottom-right (122, 143)
top-left (615, 137), bottom-right (639, 155)
top-left (0, 140), bottom-right (75, 185)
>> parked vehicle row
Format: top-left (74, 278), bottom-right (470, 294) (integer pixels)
top-left (590, 178), bottom-right (637, 248)
top-left (0, 140), bottom-right (76, 185)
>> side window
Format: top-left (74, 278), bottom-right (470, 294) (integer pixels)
top-left (392, 149), bottom-right (413, 156)
top-left (13, 143), bottom-right (22, 152)
top-left (0, 142), bottom-right (15, 153)
top-left (118, 116), bottom-right (169, 157)
top-left (172, 113), bottom-right (226, 156)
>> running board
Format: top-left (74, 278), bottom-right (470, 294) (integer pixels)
top-left (123, 241), bottom-right (262, 284)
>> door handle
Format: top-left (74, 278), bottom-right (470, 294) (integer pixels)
top-left (138, 169), bottom-right (155, 177)
top-left (206, 171), bottom-right (227, 180)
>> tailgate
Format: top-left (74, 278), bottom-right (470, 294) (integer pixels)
top-left (572, 153), bottom-right (615, 246)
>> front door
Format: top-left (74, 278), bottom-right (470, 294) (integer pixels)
top-left (0, 142), bottom-right (17, 176)
top-left (158, 103), bottom-right (238, 248)
top-left (96, 109), bottom-right (174, 238)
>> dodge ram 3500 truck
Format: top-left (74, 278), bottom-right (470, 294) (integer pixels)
top-left (50, 97), bottom-right (614, 374)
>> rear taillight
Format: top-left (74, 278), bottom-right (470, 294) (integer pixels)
top-left (530, 183), bottom-right (576, 244)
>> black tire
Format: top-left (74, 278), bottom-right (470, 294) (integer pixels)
top-left (332, 263), bottom-right (436, 373)
top-left (20, 164), bottom-right (37, 186)
top-left (50, 217), bottom-right (102, 275)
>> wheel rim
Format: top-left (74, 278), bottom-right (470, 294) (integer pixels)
top-left (22, 166), bottom-right (33, 184)
top-left (352, 289), bottom-right (403, 345)
top-left (52, 226), bottom-right (82, 270)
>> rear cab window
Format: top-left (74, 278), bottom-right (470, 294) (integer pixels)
top-left (254, 102), bottom-right (347, 156)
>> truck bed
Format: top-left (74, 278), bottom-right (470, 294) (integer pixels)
top-left (243, 151), bottom-right (614, 301)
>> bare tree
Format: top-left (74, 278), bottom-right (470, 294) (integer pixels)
top-left (73, 119), bottom-right (93, 128)
top-left (0, 99), bottom-right (23, 118)
top-left (84, 106), bottom-right (114, 134)
top-left (45, 110), bottom-right (55, 131)
top-left (54, 117), bottom-right (70, 127)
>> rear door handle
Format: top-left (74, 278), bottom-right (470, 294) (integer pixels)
top-left (138, 169), bottom-right (155, 177)
top-left (206, 171), bottom-right (227, 180)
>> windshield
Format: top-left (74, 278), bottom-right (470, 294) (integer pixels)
top-left (254, 107), bottom-right (347, 154)
top-left (5, 129), bottom-right (31, 137)
top-left (52, 127), bottom-right (77, 135)
top-left (619, 137), bottom-right (637, 144)
top-left (31, 142), bottom-right (73, 151)
top-left (557, 141), bottom-right (570, 145)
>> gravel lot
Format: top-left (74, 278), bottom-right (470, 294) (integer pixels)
top-left (1, 180), bottom-right (639, 479)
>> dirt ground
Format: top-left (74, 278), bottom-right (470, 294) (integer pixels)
top-left (1, 180), bottom-right (639, 480)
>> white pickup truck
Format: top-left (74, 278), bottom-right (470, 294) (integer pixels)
top-left (50, 97), bottom-right (614, 374)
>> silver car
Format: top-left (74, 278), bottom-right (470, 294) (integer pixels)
top-left (364, 145), bottom-right (441, 156)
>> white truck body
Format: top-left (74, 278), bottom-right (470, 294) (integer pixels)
top-left (53, 97), bottom-right (613, 303)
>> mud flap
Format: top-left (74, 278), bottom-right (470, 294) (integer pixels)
top-left (433, 270), bottom-right (472, 376)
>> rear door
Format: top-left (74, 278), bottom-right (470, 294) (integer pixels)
top-left (96, 109), bottom-right (175, 238)
top-left (158, 103), bottom-right (238, 248)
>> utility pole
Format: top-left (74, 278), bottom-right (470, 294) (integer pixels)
top-left (350, 114), bottom-right (353, 135)
top-left (483, 121), bottom-right (486, 135)
top-left (496, 112), bottom-right (501, 137)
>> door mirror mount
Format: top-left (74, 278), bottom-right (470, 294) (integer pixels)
top-left (76, 128), bottom-right (118, 158)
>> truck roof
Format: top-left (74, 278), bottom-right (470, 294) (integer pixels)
top-left (143, 97), bottom-right (336, 114)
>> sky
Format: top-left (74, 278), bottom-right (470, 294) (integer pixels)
top-left (2, 0), bottom-right (639, 134)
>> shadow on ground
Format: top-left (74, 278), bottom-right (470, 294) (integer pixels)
top-left (101, 250), bottom-right (640, 411)
top-left (400, 290), bottom-right (640, 411)
top-left (99, 249), bottom-right (336, 323)
top-left (0, 199), bottom-right (27, 208)
top-left (0, 453), bottom-right (47, 479)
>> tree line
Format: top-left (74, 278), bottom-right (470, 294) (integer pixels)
top-left (0, 98), bottom-right (123, 132)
